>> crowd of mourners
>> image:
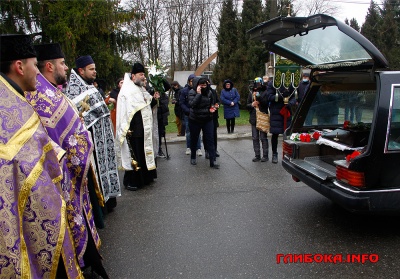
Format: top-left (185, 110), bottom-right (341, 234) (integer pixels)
top-left (0, 33), bottom-right (306, 278)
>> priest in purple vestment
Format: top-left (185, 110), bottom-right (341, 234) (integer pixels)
top-left (24, 43), bottom-right (109, 278)
top-left (0, 34), bottom-right (83, 279)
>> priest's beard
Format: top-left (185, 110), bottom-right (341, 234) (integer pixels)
top-left (134, 80), bottom-right (145, 87)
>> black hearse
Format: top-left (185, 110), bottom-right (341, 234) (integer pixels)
top-left (249, 14), bottom-right (400, 212)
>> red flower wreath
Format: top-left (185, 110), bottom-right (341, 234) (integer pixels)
top-left (312, 131), bottom-right (321, 140)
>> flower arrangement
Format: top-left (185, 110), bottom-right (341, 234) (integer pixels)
top-left (146, 59), bottom-right (169, 93)
top-left (290, 131), bottom-right (321, 142)
top-left (210, 103), bottom-right (219, 113)
top-left (343, 121), bottom-right (371, 130)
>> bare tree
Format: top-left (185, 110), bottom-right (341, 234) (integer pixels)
top-left (124, 0), bottom-right (221, 73)
top-left (166, 0), bottom-right (192, 71)
top-left (294, 0), bottom-right (339, 17)
top-left (126, 0), bottom-right (169, 63)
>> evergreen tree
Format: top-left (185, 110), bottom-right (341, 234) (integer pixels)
top-left (263, 0), bottom-right (273, 22)
top-left (361, 0), bottom-right (382, 47)
top-left (0, 0), bottom-right (140, 90)
top-left (235, 0), bottom-right (268, 104)
top-left (349, 18), bottom-right (360, 32)
top-left (379, 0), bottom-right (400, 70)
top-left (213, 0), bottom-right (239, 89)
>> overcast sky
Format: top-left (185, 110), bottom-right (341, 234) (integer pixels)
top-left (291, 0), bottom-right (376, 25)
top-left (335, 0), bottom-right (372, 25)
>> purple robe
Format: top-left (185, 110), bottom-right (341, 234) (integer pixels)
top-left (25, 73), bottom-right (101, 267)
top-left (0, 75), bottom-right (82, 278)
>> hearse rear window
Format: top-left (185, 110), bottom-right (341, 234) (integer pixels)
top-left (304, 89), bottom-right (375, 127)
top-left (386, 86), bottom-right (400, 151)
top-left (275, 25), bottom-right (372, 65)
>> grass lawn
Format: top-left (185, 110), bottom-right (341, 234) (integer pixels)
top-left (166, 104), bottom-right (250, 134)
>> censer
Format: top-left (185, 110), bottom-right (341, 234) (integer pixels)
top-left (126, 130), bottom-right (141, 171)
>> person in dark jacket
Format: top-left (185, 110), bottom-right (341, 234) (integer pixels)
top-left (220, 79), bottom-right (240, 133)
top-left (294, 72), bottom-right (310, 113)
top-left (247, 77), bottom-right (269, 162)
top-left (205, 78), bottom-right (220, 159)
top-left (146, 79), bottom-right (170, 158)
top-left (170, 80), bottom-right (185, 136)
top-left (266, 82), bottom-right (297, 163)
top-left (157, 80), bottom-right (170, 158)
top-left (297, 72), bottom-right (310, 102)
top-left (180, 74), bottom-right (202, 156)
top-left (188, 77), bottom-right (219, 169)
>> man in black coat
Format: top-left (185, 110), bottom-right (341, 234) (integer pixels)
top-left (188, 77), bottom-right (219, 169)
top-left (205, 79), bottom-right (220, 159)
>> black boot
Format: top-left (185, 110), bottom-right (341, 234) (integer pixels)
top-left (210, 161), bottom-right (220, 169)
top-left (252, 155), bottom-right (261, 162)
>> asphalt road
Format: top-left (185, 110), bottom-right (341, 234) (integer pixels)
top-left (98, 129), bottom-right (400, 279)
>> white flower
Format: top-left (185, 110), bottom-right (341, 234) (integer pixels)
top-left (68, 135), bottom-right (77, 146)
top-left (147, 65), bottom-right (157, 76)
top-left (290, 133), bottom-right (300, 141)
top-left (146, 59), bottom-right (169, 92)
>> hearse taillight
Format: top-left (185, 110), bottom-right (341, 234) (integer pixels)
top-left (336, 166), bottom-right (365, 188)
top-left (282, 141), bottom-right (293, 157)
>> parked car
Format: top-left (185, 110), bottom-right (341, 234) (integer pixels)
top-left (248, 14), bottom-right (400, 213)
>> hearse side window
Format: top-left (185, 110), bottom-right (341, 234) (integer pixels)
top-left (304, 90), bottom-right (376, 127)
top-left (386, 86), bottom-right (400, 151)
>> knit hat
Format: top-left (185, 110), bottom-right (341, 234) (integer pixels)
top-left (75, 55), bottom-right (94, 69)
top-left (0, 34), bottom-right (36, 63)
top-left (34, 43), bottom-right (65, 61)
top-left (131, 62), bottom-right (145, 74)
top-left (223, 79), bottom-right (234, 89)
top-left (187, 74), bottom-right (196, 81)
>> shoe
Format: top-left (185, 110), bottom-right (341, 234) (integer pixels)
top-left (197, 149), bottom-right (202, 156)
top-left (210, 163), bottom-right (220, 169)
top-left (191, 159), bottom-right (197, 165)
top-left (252, 156), bottom-right (261, 162)
top-left (126, 185), bottom-right (138, 191)
top-left (272, 154), bottom-right (278, 164)
top-left (215, 150), bottom-right (220, 157)
top-left (157, 151), bottom-right (166, 158)
top-left (205, 151), bottom-right (209, 159)
top-left (261, 157), bottom-right (269, 162)
top-left (186, 148), bottom-right (191, 155)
